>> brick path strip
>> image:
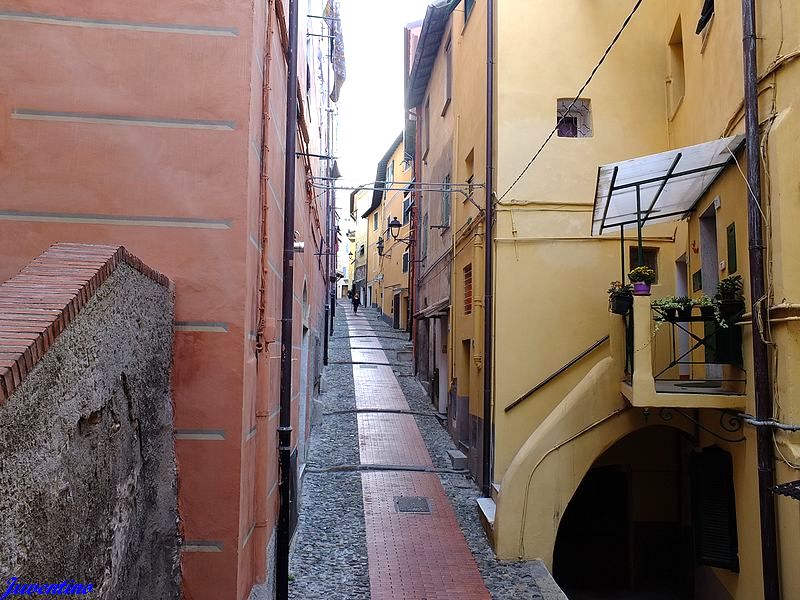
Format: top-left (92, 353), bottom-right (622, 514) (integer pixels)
top-left (346, 310), bottom-right (491, 600)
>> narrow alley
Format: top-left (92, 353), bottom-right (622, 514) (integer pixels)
top-left (289, 302), bottom-right (563, 599)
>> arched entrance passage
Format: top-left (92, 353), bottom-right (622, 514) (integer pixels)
top-left (554, 426), bottom-right (696, 599)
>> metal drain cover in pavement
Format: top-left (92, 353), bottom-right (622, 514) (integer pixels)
top-left (394, 496), bottom-right (431, 513)
top-left (359, 364), bottom-right (378, 369)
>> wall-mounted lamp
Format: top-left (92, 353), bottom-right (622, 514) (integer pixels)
top-left (388, 217), bottom-right (403, 240)
top-left (376, 237), bottom-right (385, 257)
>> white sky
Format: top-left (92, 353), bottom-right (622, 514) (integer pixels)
top-left (334, 0), bottom-right (431, 214)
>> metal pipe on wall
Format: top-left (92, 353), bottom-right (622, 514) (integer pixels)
top-left (741, 1), bottom-right (780, 598)
top-left (481, 0), bottom-right (495, 498)
top-left (276, 0), bottom-right (299, 597)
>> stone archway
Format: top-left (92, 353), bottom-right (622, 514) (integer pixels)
top-left (554, 425), bottom-right (696, 599)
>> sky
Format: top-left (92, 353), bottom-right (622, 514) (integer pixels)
top-left (334, 0), bottom-right (432, 214)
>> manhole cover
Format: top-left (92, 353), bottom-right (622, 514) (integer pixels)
top-left (394, 496), bottom-right (431, 513)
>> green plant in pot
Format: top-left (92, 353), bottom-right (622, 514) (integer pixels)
top-left (628, 266), bottom-right (656, 296)
top-left (715, 275), bottom-right (745, 322)
top-left (608, 281), bottom-right (633, 315)
top-left (695, 294), bottom-right (728, 328)
top-left (651, 296), bottom-right (693, 321)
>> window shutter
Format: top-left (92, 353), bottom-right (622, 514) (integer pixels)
top-left (691, 446), bottom-right (740, 572)
top-left (695, 0), bottom-right (715, 34)
top-left (727, 223), bottom-right (737, 274)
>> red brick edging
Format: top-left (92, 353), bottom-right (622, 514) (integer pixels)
top-left (0, 243), bottom-right (170, 404)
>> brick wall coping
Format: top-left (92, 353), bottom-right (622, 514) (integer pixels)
top-left (0, 243), bottom-right (170, 404)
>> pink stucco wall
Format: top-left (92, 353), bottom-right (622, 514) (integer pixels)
top-left (0, 1), bottom-right (330, 598)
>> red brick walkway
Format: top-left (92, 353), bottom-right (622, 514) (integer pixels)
top-left (345, 310), bottom-right (490, 600)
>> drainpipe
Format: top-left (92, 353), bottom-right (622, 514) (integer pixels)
top-left (323, 162), bottom-right (331, 366)
top-left (481, 0), bottom-right (495, 498)
top-left (741, 1), bottom-right (780, 598)
top-left (276, 0), bottom-right (299, 598)
top-left (323, 55), bottom-right (333, 365)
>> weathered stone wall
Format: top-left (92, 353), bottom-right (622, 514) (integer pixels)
top-left (0, 263), bottom-right (180, 599)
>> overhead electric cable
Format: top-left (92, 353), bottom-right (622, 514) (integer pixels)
top-left (498, 0), bottom-right (644, 201)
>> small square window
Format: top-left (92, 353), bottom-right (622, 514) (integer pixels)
top-left (557, 98), bottom-right (593, 138)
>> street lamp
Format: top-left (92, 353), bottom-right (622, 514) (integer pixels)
top-left (376, 236), bottom-right (385, 257)
top-left (388, 216), bottom-right (403, 240)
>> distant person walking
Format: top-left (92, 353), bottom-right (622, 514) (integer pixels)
top-left (351, 292), bottom-right (361, 314)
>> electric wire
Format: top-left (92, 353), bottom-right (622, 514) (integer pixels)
top-left (498, 0), bottom-right (644, 202)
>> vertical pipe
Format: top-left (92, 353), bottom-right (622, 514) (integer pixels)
top-left (276, 0), bottom-right (299, 598)
top-left (620, 224), bottom-right (625, 283)
top-left (328, 108), bottom-right (336, 333)
top-left (481, 0), bottom-right (495, 498)
top-left (635, 185), bottom-right (643, 266)
top-left (742, 1), bottom-right (780, 598)
top-left (322, 53), bottom-right (333, 365)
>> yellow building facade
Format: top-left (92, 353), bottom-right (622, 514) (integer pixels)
top-left (349, 187), bottom-right (372, 303)
top-left (409, 0), bottom-right (800, 597)
top-left (362, 134), bottom-right (413, 329)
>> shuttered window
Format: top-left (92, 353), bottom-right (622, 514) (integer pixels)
top-left (464, 0), bottom-right (475, 22)
top-left (690, 446), bottom-right (740, 572)
top-left (727, 222), bottom-right (737, 274)
top-left (464, 264), bottom-right (473, 315)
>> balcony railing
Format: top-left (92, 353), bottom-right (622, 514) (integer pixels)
top-left (620, 296), bottom-right (747, 409)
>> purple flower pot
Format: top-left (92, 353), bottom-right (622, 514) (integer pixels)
top-left (632, 282), bottom-right (651, 296)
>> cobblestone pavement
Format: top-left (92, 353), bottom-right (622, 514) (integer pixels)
top-left (289, 303), bottom-right (566, 599)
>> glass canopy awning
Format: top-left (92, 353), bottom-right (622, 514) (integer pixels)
top-left (591, 135), bottom-right (746, 236)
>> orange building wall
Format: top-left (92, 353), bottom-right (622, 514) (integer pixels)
top-left (0, 1), bottom-right (330, 598)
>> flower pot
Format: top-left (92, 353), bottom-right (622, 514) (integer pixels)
top-left (660, 307), bottom-right (679, 321)
top-left (677, 306), bottom-right (693, 321)
top-left (632, 282), bottom-right (651, 296)
top-left (611, 295), bottom-right (633, 315)
top-left (700, 306), bottom-right (716, 320)
top-left (720, 300), bottom-right (745, 322)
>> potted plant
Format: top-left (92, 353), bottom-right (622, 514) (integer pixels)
top-left (716, 275), bottom-right (745, 321)
top-left (651, 296), bottom-right (691, 321)
top-left (695, 294), bottom-right (724, 324)
top-left (608, 281), bottom-right (633, 315)
top-left (628, 266), bottom-right (656, 296)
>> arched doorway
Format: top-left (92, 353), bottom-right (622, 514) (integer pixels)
top-left (554, 426), bottom-right (739, 600)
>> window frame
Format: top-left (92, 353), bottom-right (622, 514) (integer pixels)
top-left (423, 98), bottom-right (431, 161)
top-left (442, 37), bottom-right (452, 116)
top-left (463, 264), bottom-right (473, 315)
top-left (556, 98), bottom-right (593, 139)
top-left (442, 174), bottom-right (452, 227)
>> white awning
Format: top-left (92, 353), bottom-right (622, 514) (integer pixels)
top-left (591, 135), bottom-right (745, 236)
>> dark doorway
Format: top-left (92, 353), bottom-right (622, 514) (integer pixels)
top-left (393, 294), bottom-right (401, 329)
top-left (554, 466), bottom-right (630, 591)
top-left (554, 427), bottom-right (696, 600)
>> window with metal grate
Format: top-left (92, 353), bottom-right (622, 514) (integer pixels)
top-left (464, 264), bottom-right (473, 315)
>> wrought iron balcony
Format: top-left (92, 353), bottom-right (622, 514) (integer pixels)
top-left (620, 296), bottom-right (747, 409)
